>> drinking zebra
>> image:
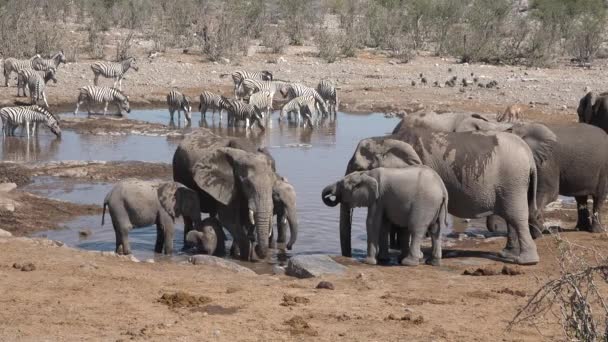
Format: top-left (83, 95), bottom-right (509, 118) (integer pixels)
top-left (166, 90), bottom-right (192, 124)
top-left (0, 105), bottom-right (61, 138)
top-left (16, 67), bottom-right (57, 97)
top-left (229, 70), bottom-right (273, 98)
top-left (32, 51), bottom-right (67, 71)
top-left (90, 57), bottom-right (138, 90)
top-left (238, 79), bottom-right (288, 103)
top-left (199, 91), bottom-right (230, 123)
top-left (74, 86), bottom-right (131, 115)
top-left (224, 99), bottom-right (265, 131)
top-left (247, 91), bottom-right (273, 119)
top-left (316, 80), bottom-right (338, 115)
top-left (3, 54), bottom-right (40, 87)
top-left (279, 95), bottom-right (317, 128)
top-left (19, 67), bottom-right (57, 108)
top-left (280, 83), bottom-right (328, 116)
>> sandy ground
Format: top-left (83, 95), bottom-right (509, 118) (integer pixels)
top-left (0, 47), bottom-right (607, 340)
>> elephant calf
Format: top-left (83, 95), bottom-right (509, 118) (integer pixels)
top-left (322, 167), bottom-right (448, 266)
top-left (102, 180), bottom-right (201, 255)
top-left (270, 176), bottom-right (298, 251)
top-left (185, 217), bottom-right (226, 256)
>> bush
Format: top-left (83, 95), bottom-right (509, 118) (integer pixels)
top-left (316, 30), bottom-right (341, 63)
top-left (262, 25), bottom-right (289, 54)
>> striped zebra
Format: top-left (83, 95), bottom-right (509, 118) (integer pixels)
top-left (32, 51), bottom-right (67, 71)
top-left (74, 86), bottom-right (131, 115)
top-left (3, 54), bottom-right (40, 87)
top-left (20, 67), bottom-right (57, 108)
top-left (223, 99), bottom-right (265, 131)
top-left (167, 90), bottom-right (192, 124)
top-left (229, 70), bottom-right (273, 98)
top-left (280, 83), bottom-right (328, 117)
top-left (279, 95), bottom-right (317, 128)
top-left (199, 91), bottom-right (231, 123)
top-left (238, 79), bottom-right (288, 103)
top-left (0, 105), bottom-right (61, 138)
top-left (90, 57), bottom-right (138, 90)
top-left (247, 91), bottom-right (273, 119)
top-left (16, 67), bottom-right (57, 97)
top-left (316, 80), bottom-right (338, 115)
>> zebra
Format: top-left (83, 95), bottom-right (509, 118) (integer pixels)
top-left (229, 70), bottom-right (273, 98)
top-left (74, 86), bottom-right (131, 116)
top-left (166, 89), bottom-right (192, 124)
top-left (16, 67), bottom-right (57, 97)
top-left (223, 98), bottom-right (265, 131)
top-left (90, 57), bottom-right (138, 90)
top-left (280, 83), bottom-right (328, 117)
top-left (199, 91), bottom-right (231, 123)
top-left (3, 54), bottom-right (40, 87)
top-left (316, 80), bottom-right (338, 115)
top-left (0, 105), bottom-right (61, 138)
top-left (32, 51), bottom-right (67, 71)
top-left (238, 79), bottom-right (288, 103)
top-left (21, 67), bottom-right (57, 108)
top-left (279, 95), bottom-right (317, 128)
top-left (247, 91), bottom-right (273, 119)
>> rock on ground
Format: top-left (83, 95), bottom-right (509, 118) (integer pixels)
top-left (0, 229), bottom-right (12, 237)
top-left (189, 255), bottom-right (256, 275)
top-left (286, 255), bottom-right (347, 279)
top-left (0, 183), bottom-right (17, 192)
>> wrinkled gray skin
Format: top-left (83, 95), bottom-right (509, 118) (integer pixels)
top-left (270, 176), bottom-right (298, 250)
top-left (102, 180), bottom-right (201, 255)
top-left (392, 111), bottom-right (511, 134)
top-left (340, 121), bottom-right (540, 265)
top-left (185, 217), bottom-right (226, 256)
top-left (577, 92), bottom-right (608, 134)
top-left (323, 167), bottom-right (448, 266)
top-left (172, 129), bottom-right (276, 261)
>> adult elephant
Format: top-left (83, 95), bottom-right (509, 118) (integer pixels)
top-left (577, 92), bottom-right (608, 133)
top-left (391, 111), bottom-right (510, 134)
top-left (172, 129), bottom-right (276, 260)
top-left (333, 120), bottom-right (540, 265)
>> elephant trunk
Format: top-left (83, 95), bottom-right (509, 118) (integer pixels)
top-left (254, 212), bottom-right (272, 259)
top-left (321, 183), bottom-right (340, 207)
top-left (339, 203), bottom-right (352, 257)
top-left (285, 208), bottom-right (298, 250)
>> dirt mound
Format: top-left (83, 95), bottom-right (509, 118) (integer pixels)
top-left (158, 291), bottom-right (212, 309)
top-left (284, 316), bottom-right (318, 336)
top-left (281, 294), bottom-right (310, 306)
top-left (0, 163), bottom-right (31, 186)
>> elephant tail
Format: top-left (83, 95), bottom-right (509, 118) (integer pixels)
top-left (528, 163), bottom-right (538, 213)
top-left (101, 193), bottom-right (110, 226)
top-left (438, 188), bottom-right (449, 234)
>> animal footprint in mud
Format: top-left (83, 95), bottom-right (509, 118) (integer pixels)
top-left (281, 294), bottom-right (310, 306)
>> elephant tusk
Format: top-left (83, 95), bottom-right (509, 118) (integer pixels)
top-left (249, 209), bottom-right (255, 225)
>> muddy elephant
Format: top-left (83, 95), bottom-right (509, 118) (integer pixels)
top-left (270, 176), bottom-right (298, 250)
top-left (101, 180), bottom-right (201, 255)
top-left (577, 92), bottom-right (608, 133)
top-left (172, 129), bottom-right (276, 260)
top-left (391, 111), bottom-right (510, 134)
top-left (185, 217), bottom-right (226, 256)
top-left (323, 167), bottom-right (448, 266)
top-left (339, 122), bottom-right (540, 265)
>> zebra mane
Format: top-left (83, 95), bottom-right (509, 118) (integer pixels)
top-left (51, 51), bottom-right (64, 60)
top-left (29, 105), bottom-right (59, 122)
top-left (111, 88), bottom-right (128, 100)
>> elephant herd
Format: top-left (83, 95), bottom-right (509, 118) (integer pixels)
top-left (101, 91), bottom-right (608, 267)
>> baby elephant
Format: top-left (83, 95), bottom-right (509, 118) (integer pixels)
top-left (184, 217), bottom-right (226, 256)
top-left (322, 167), bottom-right (448, 266)
top-left (102, 180), bottom-right (201, 255)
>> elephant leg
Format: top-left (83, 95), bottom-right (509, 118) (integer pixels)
top-left (528, 210), bottom-right (544, 239)
top-left (214, 226), bottom-right (227, 257)
top-left (155, 224), bottom-right (165, 254)
top-left (398, 230), bottom-right (411, 262)
top-left (389, 224), bottom-right (399, 249)
top-left (183, 216), bottom-right (193, 246)
top-left (377, 218), bottom-right (390, 264)
top-left (277, 214), bottom-right (288, 249)
top-left (427, 223), bottom-right (442, 266)
top-left (499, 224), bottom-right (520, 260)
top-left (230, 240), bottom-right (239, 257)
top-left (268, 227), bottom-right (276, 249)
top-left (507, 217), bottom-right (539, 265)
top-left (486, 215), bottom-right (501, 232)
top-left (591, 194), bottom-right (606, 233)
top-left (401, 227), bottom-right (424, 266)
top-left (575, 196), bottom-right (592, 231)
top-left (160, 214), bottom-right (174, 255)
top-left (364, 205), bottom-right (383, 265)
top-left (110, 207), bottom-right (131, 255)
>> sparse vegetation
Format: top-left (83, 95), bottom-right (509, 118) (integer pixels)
top-left (0, 0), bottom-right (605, 66)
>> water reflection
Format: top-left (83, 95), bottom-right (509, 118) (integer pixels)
top-left (1, 135), bottom-right (61, 162)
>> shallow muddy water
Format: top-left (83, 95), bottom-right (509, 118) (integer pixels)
top-left (6, 109), bottom-right (503, 262)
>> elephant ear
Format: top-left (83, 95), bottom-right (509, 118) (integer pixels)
top-left (346, 172), bottom-right (380, 207)
top-left (157, 182), bottom-right (179, 219)
top-left (578, 92), bottom-right (596, 123)
top-left (192, 147), bottom-right (239, 206)
top-left (380, 139), bottom-right (422, 167)
top-left (510, 123), bottom-right (557, 166)
top-left (257, 147), bottom-right (276, 172)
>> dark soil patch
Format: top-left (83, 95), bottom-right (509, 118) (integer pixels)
top-left (0, 191), bottom-right (101, 236)
top-left (466, 290), bottom-right (498, 300)
top-left (190, 305), bottom-right (239, 315)
top-left (386, 313), bottom-right (425, 324)
top-left (0, 163), bottom-right (31, 186)
top-left (284, 316), bottom-right (318, 336)
top-left (495, 288), bottom-right (526, 297)
top-left (316, 281), bottom-right (335, 290)
top-left (13, 262), bottom-right (36, 272)
top-left (463, 265), bottom-right (524, 276)
top-left (281, 294), bottom-right (310, 306)
top-left (158, 291), bottom-right (212, 309)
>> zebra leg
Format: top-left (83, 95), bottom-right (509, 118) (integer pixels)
top-left (25, 121), bottom-right (30, 139)
top-left (169, 109), bottom-right (175, 121)
top-left (103, 101), bottom-right (109, 115)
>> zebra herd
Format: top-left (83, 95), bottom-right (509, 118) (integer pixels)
top-left (173, 70), bottom-right (339, 130)
top-left (1, 52), bottom-right (139, 138)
